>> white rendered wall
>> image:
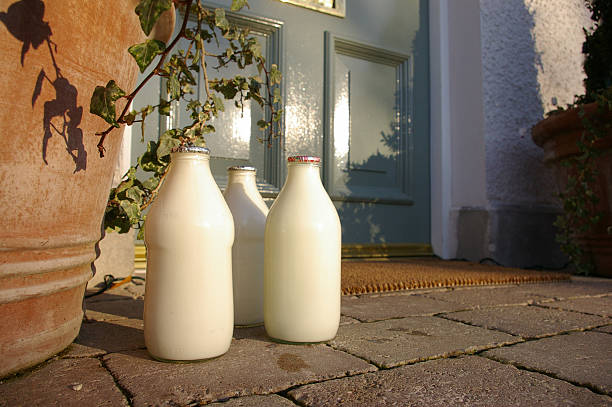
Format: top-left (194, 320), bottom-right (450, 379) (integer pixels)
top-left (480, 0), bottom-right (590, 207)
top-left (430, 0), bottom-right (591, 264)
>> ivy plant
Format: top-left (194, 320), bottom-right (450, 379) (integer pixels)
top-left (90, 0), bottom-right (282, 238)
top-left (550, 0), bottom-right (611, 274)
top-left (553, 89), bottom-right (611, 274)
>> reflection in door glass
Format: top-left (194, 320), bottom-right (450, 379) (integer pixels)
top-left (170, 22), bottom-right (267, 184)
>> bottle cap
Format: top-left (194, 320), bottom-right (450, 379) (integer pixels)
top-left (287, 155), bottom-right (321, 164)
top-left (228, 166), bottom-right (256, 172)
top-left (171, 145), bottom-right (210, 155)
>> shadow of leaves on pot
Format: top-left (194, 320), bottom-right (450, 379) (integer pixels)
top-left (1, 0), bottom-right (87, 172)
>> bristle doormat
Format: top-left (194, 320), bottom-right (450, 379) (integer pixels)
top-left (341, 258), bottom-right (570, 295)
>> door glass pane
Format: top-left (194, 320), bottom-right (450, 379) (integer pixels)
top-left (170, 24), bottom-right (267, 186)
top-left (333, 53), bottom-right (399, 193)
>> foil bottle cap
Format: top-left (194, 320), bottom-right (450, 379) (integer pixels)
top-left (171, 145), bottom-right (210, 155)
top-left (227, 166), bottom-right (257, 172)
top-left (287, 155), bottom-right (321, 164)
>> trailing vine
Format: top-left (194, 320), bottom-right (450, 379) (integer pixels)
top-left (547, 0), bottom-right (611, 274)
top-left (553, 89), bottom-right (611, 274)
top-left (89, 0), bottom-right (282, 238)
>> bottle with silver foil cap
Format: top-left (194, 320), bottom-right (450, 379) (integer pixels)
top-left (143, 145), bottom-right (234, 361)
top-left (223, 166), bottom-right (268, 326)
top-left (264, 155), bottom-right (341, 343)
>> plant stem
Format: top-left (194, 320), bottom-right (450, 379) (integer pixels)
top-left (96, 0), bottom-right (195, 157)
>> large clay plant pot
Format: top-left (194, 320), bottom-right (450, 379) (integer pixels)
top-left (532, 102), bottom-right (612, 277)
top-left (0, 0), bottom-right (144, 376)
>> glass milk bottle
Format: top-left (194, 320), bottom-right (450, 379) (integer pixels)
top-left (143, 146), bottom-right (234, 361)
top-left (223, 166), bottom-right (269, 326)
top-left (264, 155), bottom-right (341, 343)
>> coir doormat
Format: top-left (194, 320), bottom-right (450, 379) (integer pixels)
top-left (341, 258), bottom-right (570, 295)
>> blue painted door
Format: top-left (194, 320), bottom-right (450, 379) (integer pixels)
top-left (132, 0), bottom-right (430, 249)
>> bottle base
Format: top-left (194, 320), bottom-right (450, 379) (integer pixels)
top-left (234, 321), bottom-right (264, 328)
top-left (148, 351), bottom-right (227, 363)
top-left (266, 335), bottom-right (336, 345)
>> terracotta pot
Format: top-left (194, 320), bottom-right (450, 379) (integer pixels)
top-left (0, 0), bottom-right (145, 376)
top-left (532, 102), bottom-right (612, 277)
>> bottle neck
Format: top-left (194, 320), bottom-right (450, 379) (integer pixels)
top-left (286, 162), bottom-right (322, 184)
top-left (168, 152), bottom-right (212, 177)
top-left (227, 170), bottom-right (257, 188)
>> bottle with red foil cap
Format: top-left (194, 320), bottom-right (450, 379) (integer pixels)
top-left (143, 145), bottom-right (234, 361)
top-left (264, 155), bottom-right (341, 343)
top-left (223, 166), bottom-right (269, 326)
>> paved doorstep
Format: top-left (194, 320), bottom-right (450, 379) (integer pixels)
top-left (0, 358), bottom-right (127, 407)
top-left (85, 297), bottom-right (144, 321)
top-left (596, 324), bottom-right (612, 334)
top-left (341, 293), bottom-right (465, 322)
top-left (422, 285), bottom-right (550, 308)
top-left (72, 318), bottom-right (146, 355)
top-left (103, 338), bottom-right (376, 406)
top-left (483, 331), bottom-right (612, 396)
top-left (209, 394), bottom-right (297, 406)
top-left (538, 295), bottom-right (612, 317)
top-left (520, 278), bottom-right (612, 300)
top-left (442, 304), bottom-right (609, 338)
top-left (329, 316), bottom-right (518, 368)
top-left (287, 356), bottom-right (612, 407)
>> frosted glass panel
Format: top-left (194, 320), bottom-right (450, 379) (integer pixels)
top-left (171, 25), bottom-right (267, 184)
top-left (333, 53), bottom-right (399, 192)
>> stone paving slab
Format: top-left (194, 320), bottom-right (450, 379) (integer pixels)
top-left (329, 316), bottom-right (517, 368)
top-left (61, 343), bottom-right (108, 359)
top-left (596, 324), bottom-right (612, 334)
top-left (103, 338), bottom-right (376, 406)
top-left (340, 315), bottom-right (360, 325)
top-left (287, 356), bottom-right (612, 406)
top-left (341, 293), bottom-right (465, 322)
top-left (539, 295), bottom-right (612, 317)
top-left (0, 358), bottom-right (127, 407)
top-left (85, 298), bottom-right (144, 321)
top-left (483, 331), bottom-right (612, 395)
top-left (210, 394), bottom-right (297, 406)
top-left (520, 278), bottom-right (612, 300)
top-left (73, 318), bottom-right (145, 354)
top-left (442, 304), bottom-right (609, 338)
top-left (423, 285), bottom-right (552, 308)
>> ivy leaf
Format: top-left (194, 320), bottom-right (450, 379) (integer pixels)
top-left (159, 99), bottom-right (171, 116)
top-left (124, 111), bottom-right (137, 125)
top-left (142, 176), bottom-right (160, 190)
top-left (135, 0), bottom-right (172, 36)
top-left (120, 200), bottom-right (141, 225)
top-left (137, 224), bottom-right (146, 240)
top-left (257, 119), bottom-right (268, 130)
top-left (157, 131), bottom-right (181, 159)
top-left (127, 186), bottom-right (144, 205)
top-left (250, 41), bottom-right (262, 60)
top-left (90, 80), bottom-right (126, 127)
top-left (139, 141), bottom-right (162, 173)
top-left (215, 8), bottom-right (230, 31)
top-left (230, 0), bottom-right (249, 12)
top-left (129, 39), bottom-right (166, 73)
top-left (212, 94), bottom-right (225, 112)
top-left (270, 64), bottom-right (282, 85)
top-left (168, 74), bottom-right (181, 99)
top-left (104, 206), bottom-right (131, 233)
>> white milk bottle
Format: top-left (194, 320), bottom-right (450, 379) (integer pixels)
top-left (264, 155), bottom-right (341, 343)
top-left (143, 146), bottom-right (234, 361)
top-left (223, 166), bottom-right (268, 326)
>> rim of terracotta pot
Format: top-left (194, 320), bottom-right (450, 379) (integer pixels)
top-left (531, 101), bottom-right (612, 162)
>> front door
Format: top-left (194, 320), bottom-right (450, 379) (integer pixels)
top-left (132, 0), bottom-right (430, 254)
